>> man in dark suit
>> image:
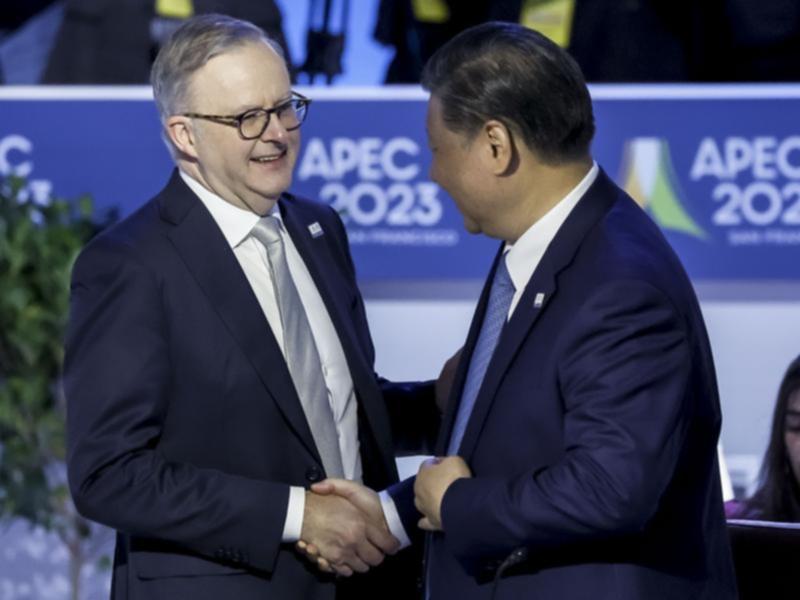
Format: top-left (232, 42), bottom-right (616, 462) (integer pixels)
top-left (311, 21), bottom-right (738, 599)
top-left (64, 14), bottom-right (434, 600)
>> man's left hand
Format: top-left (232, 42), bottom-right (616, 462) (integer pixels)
top-left (414, 456), bottom-right (471, 531)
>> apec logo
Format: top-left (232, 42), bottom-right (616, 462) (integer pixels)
top-left (0, 134), bottom-right (53, 204)
top-left (690, 136), bottom-right (800, 246)
top-left (620, 137), bottom-right (706, 240)
top-left (296, 136), bottom-right (458, 247)
top-left (620, 136), bottom-right (800, 247)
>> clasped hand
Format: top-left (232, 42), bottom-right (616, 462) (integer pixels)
top-left (414, 456), bottom-right (472, 531)
top-left (296, 456), bottom-right (471, 576)
top-left (297, 479), bottom-right (399, 577)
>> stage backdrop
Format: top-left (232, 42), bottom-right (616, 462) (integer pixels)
top-left (2, 85), bottom-right (800, 599)
top-left (3, 85), bottom-right (800, 288)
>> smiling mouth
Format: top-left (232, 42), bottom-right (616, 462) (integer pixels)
top-left (251, 150), bottom-right (286, 163)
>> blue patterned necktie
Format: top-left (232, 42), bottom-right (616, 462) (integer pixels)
top-left (448, 254), bottom-right (516, 454)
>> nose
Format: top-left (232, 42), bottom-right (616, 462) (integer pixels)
top-left (260, 114), bottom-right (289, 143)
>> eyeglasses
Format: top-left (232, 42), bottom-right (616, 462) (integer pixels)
top-left (182, 92), bottom-right (311, 139)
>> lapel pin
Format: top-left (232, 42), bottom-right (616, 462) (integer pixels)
top-left (533, 292), bottom-right (545, 308)
top-left (308, 222), bottom-right (324, 238)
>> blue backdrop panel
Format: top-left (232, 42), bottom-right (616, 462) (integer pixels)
top-left (2, 86), bottom-right (799, 283)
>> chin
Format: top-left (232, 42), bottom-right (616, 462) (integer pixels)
top-left (249, 181), bottom-right (290, 204)
top-left (463, 218), bottom-right (482, 235)
top-left (247, 198), bottom-right (278, 216)
top-left (249, 165), bottom-right (292, 190)
top-left (264, 177), bottom-right (292, 198)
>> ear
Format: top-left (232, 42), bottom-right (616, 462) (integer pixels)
top-left (481, 120), bottom-right (514, 175)
top-left (165, 116), bottom-right (199, 159)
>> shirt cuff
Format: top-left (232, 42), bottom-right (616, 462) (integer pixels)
top-left (379, 489), bottom-right (412, 550)
top-left (281, 486), bottom-right (305, 542)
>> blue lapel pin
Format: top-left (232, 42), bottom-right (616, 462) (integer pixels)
top-left (308, 222), bottom-right (324, 238)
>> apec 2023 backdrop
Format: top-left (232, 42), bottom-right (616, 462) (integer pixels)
top-left (2, 85), bottom-right (800, 287)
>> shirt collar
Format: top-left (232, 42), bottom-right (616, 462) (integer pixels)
top-left (504, 162), bottom-right (599, 291)
top-left (179, 170), bottom-right (282, 248)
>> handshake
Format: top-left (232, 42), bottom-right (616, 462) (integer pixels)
top-left (296, 456), bottom-right (472, 577)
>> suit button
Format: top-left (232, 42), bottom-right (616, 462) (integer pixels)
top-left (306, 466), bottom-right (322, 482)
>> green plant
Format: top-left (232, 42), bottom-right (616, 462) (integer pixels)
top-left (0, 175), bottom-right (115, 599)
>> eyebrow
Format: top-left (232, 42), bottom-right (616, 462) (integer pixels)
top-left (231, 93), bottom-right (293, 115)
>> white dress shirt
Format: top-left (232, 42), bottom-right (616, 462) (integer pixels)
top-left (380, 162), bottom-right (600, 549)
top-left (504, 162), bottom-right (598, 317)
top-left (180, 171), bottom-right (361, 542)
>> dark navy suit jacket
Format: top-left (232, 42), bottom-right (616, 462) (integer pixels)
top-left (64, 170), bottom-right (433, 600)
top-left (391, 169), bottom-right (738, 599)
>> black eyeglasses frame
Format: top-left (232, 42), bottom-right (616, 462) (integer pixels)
top-left (182, 92), bottom-right (311, 139)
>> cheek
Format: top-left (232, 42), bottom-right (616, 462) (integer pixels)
top-left (431, 158), bottom-right (463, 195)
top-left (287, 133), bottom-right (301, 160)
top-left (428, 157), bottom-right (441, 184)
top-left (786, 433), bottom-right (800, 466)
top-left (285, 130), bottom-right (300, 152)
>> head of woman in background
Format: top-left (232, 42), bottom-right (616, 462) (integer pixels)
top-left (736, 355), bottom-right (800, 521)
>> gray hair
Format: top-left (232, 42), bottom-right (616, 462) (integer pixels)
top-left (150, 13), bottom-right (285, 122)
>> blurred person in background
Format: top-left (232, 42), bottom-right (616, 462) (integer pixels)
top-left (727, 355), bottom-right (800, 521)
top-left (714, 0), bottom-right (800, 81)
top-left (374, 0), bottom-right (800, 84)
top-left (374, 0), bottom-right (717, 83)
top-left (0, 1), bottom-right (57, 47)
top-left (43, 0), bottom-right (290, 84)
top-left (0, 0), bottom-right (59, 83)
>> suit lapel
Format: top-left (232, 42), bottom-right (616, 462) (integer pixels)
top-left (159, 171), bottom-right (321, 465)
top-left (454, 169), bottom-right (620, 460)
top-left (434, 244), bottom-right (503, 455)
top-left (280, 200), bottom-right (397, 479)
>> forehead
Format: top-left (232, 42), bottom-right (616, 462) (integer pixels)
top-left (425, 95), bottom-right (466, 145)
top-left (426, 95), bottom-right (444, 134)
top-left (189, 40), bottom-right (289, 105)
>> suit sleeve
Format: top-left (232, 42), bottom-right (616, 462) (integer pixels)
top-left (440, 280), bottom-right (696, 573)
top-left (381, 378), bottom-right (440, 456)
top-left (64, 237), bottom-right (289, 573)
top-left (386, 475), bottom-right (425, 546)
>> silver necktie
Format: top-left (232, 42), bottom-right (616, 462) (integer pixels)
top-left (251, 216), bottom-right (344, 478)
